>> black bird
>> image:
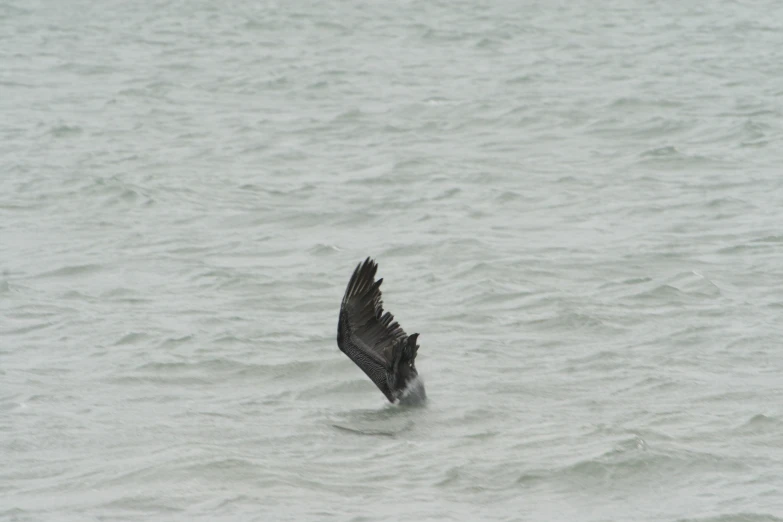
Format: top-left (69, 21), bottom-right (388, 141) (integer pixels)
top-left (337, 258), bottom-right (426, 404)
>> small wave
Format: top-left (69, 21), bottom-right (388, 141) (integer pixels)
top-left (101, 495), bottom-right (184, 514)
top-left (35, 264), bottom-right (103, 279)
top-left (236, 359), bottom-right (327, 380)
top-left (571, 348), bottom-right (624, 364)
top-left (677, 514), bottom-right (783, 522)
top-left (505, 73), bottom-right (538, 85)
top-left (332, 108), bottom-right (364, 122)
top-left (432, 187), bottom-right (461, 201)
top-left (705, 196), bottom-right (757, 211)
top-left (421, 28), bottom-right (473, 42)
top-left (472, 289), bottom-right (534, 306)
top-left (49, 124), bottom-right (82, 137)
top-left (4, 317), bottom-right (59, 336)
top-left (609, 96), bottom-right (683, 109)
top-left (86, 177), bottom-right (155, 208)
top-left (628, 274), bottom-right (721, 301)
top-left (379, 242), bottom-right (432, 258)
top-left (112, 357), bottom-right (287, 386)
top-left (328, 408), bottom-right (417, 437)
top-left (306, 80), bottom-right (329, 90)
top-left (751, 235), bottom-right (783, 244)
top-left (114, 332), bottom-right (150, 346)
top-left (136, 358), bottom-right (241, 373)
top-left (525, 309), bottom-right (622, 334)
top-left (61, 289), bottom-right (94, 301)
top-left (297, 378), bottom-right (375, 399)
top-left (178, 457), bottom-right (260, 479)
top-left (475, 37), bottom-right (500, 49)
top-left (210, 333), bottom-right (252, 346)
top-left (330, 423), bottom-right (402, 437)
top-left (494, 190), bottom-right (526, 203)
top-left (637, 146), bottom-right (721, 168)
top-left (424, 96), bottom-right (452, 105)
top-left (0, 508), bottom-right (30, 519)
top-left (309, 243), bottom-right (342, 256)
top-left (452, 261), bottom-right (492, 280)
top-left (627, 116), bottom-right (693, 139)
top-left (157, 335), bottom-right (194, 348)
top-left (598, 276), bottom-right (654, 295)
top-left (734, 414), bottom-right (781, 435)
top-left (101, 287), bottom-right (144, 299)
top-left (522, 438), bottom-right (746, 489)
top-left (641, 145), bottom-right (680, 157)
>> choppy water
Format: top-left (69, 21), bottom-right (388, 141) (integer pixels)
top-left (3, 0), bottom-right (783, 520)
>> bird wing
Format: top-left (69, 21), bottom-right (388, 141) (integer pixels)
top-left (336, 258), bottom-right (408, 402)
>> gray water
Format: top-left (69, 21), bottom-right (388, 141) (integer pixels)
top-left (3, 0), bottom-right (783, 520)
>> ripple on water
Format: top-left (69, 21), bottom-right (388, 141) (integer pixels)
top-left (676, 515), bottom-right (783, 522)
top-left (523, 438), bottom-right (747, 491)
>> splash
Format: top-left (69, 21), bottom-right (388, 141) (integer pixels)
top-left (398, 375), bottom-right (427, 406)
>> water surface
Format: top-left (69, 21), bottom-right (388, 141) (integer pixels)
top-left (3, 0), bottom-right (783, 520)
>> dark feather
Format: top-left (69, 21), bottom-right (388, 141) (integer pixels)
top-left (336, 258), bottom-right (422, 403)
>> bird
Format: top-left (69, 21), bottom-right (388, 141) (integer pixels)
top-left (336, 257), bottom-right (426, 405)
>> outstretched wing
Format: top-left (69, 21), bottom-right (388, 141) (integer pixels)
top-left (336, 258), bottom-right (408, 402)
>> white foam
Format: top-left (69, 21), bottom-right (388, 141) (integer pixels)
top-left (398, 375), bottom-right (427, 406)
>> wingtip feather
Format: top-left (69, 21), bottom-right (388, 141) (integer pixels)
top-left (342, 257), bottom-right (379, 305)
